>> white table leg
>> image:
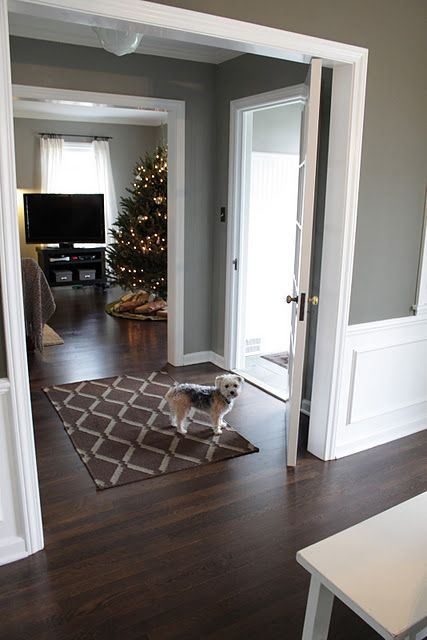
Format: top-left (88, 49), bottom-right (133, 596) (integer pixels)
top-left (302, 575), bottom-right (334, 640)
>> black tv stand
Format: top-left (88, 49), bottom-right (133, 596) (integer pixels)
top-left (36, 246), bottom-right (107, 288)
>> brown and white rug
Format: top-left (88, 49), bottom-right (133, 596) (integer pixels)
top-left (44, 371), bottom-right (258, 490)
top-left (261, 352), bottom-right (289, 369)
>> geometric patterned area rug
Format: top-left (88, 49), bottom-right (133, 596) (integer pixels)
top-left (44, 371), bottom-right (258, 490)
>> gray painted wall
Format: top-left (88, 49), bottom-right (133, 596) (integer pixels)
top-left (252, 104), bottom-right (301, 155)
top-left (212, 54), bottom-right (308, 354)
top-left (149, 0), bottom-right (427, 326)
top-left (14, 117), bottom-right (162, 259)
top-left (9, 36), bottom-right (217, 355)
top-left (3, 0), bottom-right (426, 374)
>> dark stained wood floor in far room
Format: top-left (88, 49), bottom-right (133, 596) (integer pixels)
top-left (0, 286), bottom-right (426, 639)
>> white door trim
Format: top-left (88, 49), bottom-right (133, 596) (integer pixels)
top-left (12, 84), bottom-right (186, 368)
top-left (0, 1), bottom-right (43, 558)
top-left (0, 0), bottom-right (368, 562)
top-left (225, 84), bottom-right (306, 371)
top-left (225, 69), bottom-right (368, 462)
top-left (412, 188), bottom-right (427, 317)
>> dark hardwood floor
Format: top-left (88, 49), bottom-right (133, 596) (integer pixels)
top-left (1, 286), bottom-right (426, 639)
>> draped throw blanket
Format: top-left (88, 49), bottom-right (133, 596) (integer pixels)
top-left (21, 258), bottom-right (56, 352)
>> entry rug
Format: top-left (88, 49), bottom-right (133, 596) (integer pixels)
top-left (261, 352), bottom-right (289, 369)
top-left (44, 371), bottom-right (258, 490)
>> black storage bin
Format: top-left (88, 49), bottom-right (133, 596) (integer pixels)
top-left (53, 270), bottom-right (72, 283)
top-left (78, 269), bottom-right (96, 281)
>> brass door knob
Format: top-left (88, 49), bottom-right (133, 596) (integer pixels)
top-left (286, 295), bottom-right (298, 304)
top-left (309, 295), bottom-right (319, 306)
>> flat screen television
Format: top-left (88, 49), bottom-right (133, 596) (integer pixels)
top-left (24, 193), bottom-right (105, 246)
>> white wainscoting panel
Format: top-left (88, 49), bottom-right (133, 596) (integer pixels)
top-left (0, 379), bottom-right (27, 565)
top-left (334, 317), bottom-right (427, 458)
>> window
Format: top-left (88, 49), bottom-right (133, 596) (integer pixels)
top-left (58, 141), bottom-right (98, 194)
top-left (40, 136), bottom-right (118, 243)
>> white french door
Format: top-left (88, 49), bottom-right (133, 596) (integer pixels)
top-left (226, 84), bottom-right (307, 391)
top-left (286, 58), bottom-right (322, 466)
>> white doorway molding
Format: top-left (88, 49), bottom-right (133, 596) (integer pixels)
top-left (12, 84), bottom-right (186, 367)
top-left (0, 0), bottom-right (368, 564)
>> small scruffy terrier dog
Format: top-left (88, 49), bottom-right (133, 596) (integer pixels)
top-left (165, 374), bottom-right (243, 435)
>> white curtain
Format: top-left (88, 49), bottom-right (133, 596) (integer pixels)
top-left (93, 139), bottom-right (118, 243)
top-left (40, 136), bottom-right (64, 192)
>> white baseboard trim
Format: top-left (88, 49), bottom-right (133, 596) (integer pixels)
top-left (301, 399), bottom-right (311, 416)
top-left (0, 536), bottom-right (28, 567)
top-left (209, 352), bottom-right (227, 370)
top-left (182, 351), bottom-right (227, 369)
top-left (335, 416), bottom-right (427, 459)
top-left (412, 303), bottom-right (427, 317)
top-left (182, 351), bottom-right (212, 366)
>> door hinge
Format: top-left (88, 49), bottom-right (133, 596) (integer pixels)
top-left (233, 258), bottom-right (238, 271)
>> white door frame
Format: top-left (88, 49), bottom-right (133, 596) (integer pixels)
top-left (12, 83), bottom-right (186, 367)
top-left (226, 62), bottom-right (368, 464)
top-left (0, 0), bottom-right (368, 562)
top-left (225, 84), bottom-right (306, 374)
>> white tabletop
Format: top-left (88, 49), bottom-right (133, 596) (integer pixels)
top-left (297, 492), bottom-right (427, 639)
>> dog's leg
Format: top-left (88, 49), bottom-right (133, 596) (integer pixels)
top-left (219, 405), bottom-right (232, 428)
top-left (175, 399), bottom-right (189, 435)
top-left (170, 410), bottom-right (177, 427)
top-left (210, 403), bottom-right (224, 435)
top-left (166, 397), bottom-right (178, 427)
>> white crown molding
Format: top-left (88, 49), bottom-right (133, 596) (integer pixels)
top-left (13, 109), bottom-right (164, 126)
top-left (12, 102), bottom-right (166, 126)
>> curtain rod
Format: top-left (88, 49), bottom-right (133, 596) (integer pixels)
top-left (38, 133), bottom-right (113, 140)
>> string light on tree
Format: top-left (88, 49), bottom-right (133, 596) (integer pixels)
top-left (107, 145), bottom-right (167, 298)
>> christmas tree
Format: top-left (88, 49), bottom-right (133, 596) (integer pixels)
top-left (107, 145), bottom-right (167, 299)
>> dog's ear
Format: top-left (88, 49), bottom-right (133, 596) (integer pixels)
top-left (215, 375), bottom-right (223, 387)
top-left (236, 376), bottom-right (243, 383)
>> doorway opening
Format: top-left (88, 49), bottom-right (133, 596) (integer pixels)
top-left (0, 0), bottom-right (368, 561)
top-left (233, 100), bottom-right (303, 400)
top-left (12, 84), bottom-right (185, 367)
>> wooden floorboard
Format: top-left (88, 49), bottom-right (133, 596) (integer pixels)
top-left (1, 286), bottom-right (426, 639)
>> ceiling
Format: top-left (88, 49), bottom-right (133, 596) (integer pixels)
top-left (8, 12), bottom-right (242, 65)
top-left (13, 98), bottom-right (167, 126)
top-left (9, 9), bottom-right (242, 125)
